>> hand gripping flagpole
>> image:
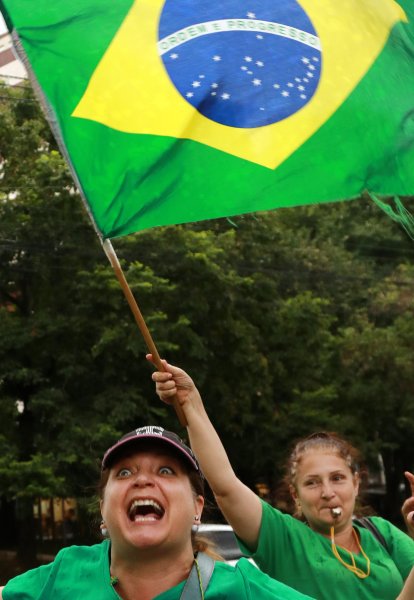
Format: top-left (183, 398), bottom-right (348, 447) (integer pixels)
top-left (102, 239), bottom-right (187, 427)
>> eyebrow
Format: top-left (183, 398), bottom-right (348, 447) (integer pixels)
top-left (303, 470), bottom-right (346, 478)
top-left (113, 455), bottom-right (182, 468)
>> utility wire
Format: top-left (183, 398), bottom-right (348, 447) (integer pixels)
top-left (0, 95), bottom-right (37, 103)
top-left (0, 83), bottom-right (31, 91)
top-left (0, 73), bottom-right (29, 81)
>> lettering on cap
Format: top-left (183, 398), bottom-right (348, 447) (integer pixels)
top-left (135, 426), bottom-right (164, 436)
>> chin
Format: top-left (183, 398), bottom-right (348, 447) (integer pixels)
top-left (119, 523), bottom-right (165, 546)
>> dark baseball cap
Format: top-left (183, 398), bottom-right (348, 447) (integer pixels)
top-left (101, 425), bottom-right (200, 472)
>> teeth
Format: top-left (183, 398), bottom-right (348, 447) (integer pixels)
top-left (130, 499), bottom-right (162, 511)
top-left (128, 499), bottom-right (164, 521)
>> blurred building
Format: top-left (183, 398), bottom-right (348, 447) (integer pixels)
top-left (0, 496), bottom-right (84, 555)
top-left (0, 31), bottom-right (27, 85)
top-left (34, 498), bottom-right (79, 543)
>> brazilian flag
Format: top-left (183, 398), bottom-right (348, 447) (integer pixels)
top-left (1, 0), bottom-right (413, 239)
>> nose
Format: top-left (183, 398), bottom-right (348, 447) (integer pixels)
top-left (320, 483), bottom-right (334, 499)
top-left (132, 471), bottom-right (155, 487)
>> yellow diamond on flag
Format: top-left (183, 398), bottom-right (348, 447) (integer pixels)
top-left (73, 0), bottom-right (406, 169)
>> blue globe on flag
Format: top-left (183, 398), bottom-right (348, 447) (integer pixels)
top-left (158, 0), bottom-right (321, 128)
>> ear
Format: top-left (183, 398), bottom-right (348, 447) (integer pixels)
top-left (194, 494), bottom-right (204, 519)
top-left (99, 498), bottom-right (104, 517)
top-left (353, 472), bottom-right (360, 496)
top-left (289, 484), bottom-right (298, 502)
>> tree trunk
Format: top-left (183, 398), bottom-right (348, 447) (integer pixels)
top-left (15, 405), bottom-right (38, 569)
top-left (382, 448), bottom-right (406, 528)
top-left (15, 497), bottom-right (38, 569)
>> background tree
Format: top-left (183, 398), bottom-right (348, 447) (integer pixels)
top-left (0, 83), bottom-right (176, 564)
top-left (1, 82), bottom-right (414, 568)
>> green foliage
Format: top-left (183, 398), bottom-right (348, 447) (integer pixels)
top-left (0, 453), bottom-right (65, 498)
top-left (1, 82), bottom-right (414, 528)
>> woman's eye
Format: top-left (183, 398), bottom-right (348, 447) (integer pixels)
top-left (117, 468), bottom-right (132, 478)
top-left (304, 480), bottom-right (317, 487)
top-left (159, 466), bottom-right (174, 475)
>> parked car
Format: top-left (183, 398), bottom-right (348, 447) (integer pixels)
top-left (198, 523), bottom-right (257, 567)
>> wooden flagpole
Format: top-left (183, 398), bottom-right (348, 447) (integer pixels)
top-left (102, 239), bottom-right (187, 427)
top-left (9, 5), bottom-right (187, 425)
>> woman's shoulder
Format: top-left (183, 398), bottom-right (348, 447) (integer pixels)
top-left (2, 542), bottom-right (110, 600)
top-left (55, 540), bottom-right (109, 559)
top-left (2, 541), bottom-right (109, 599)
top-left (362, 516), bottom-right (414, 554)
top-left (368, 515), bottom-right (411, 537)
top-left (260, 499), bottom-right (310, 532)
top-left (36, 540), bottom-right (109, 569)
top-left (211, 559), bottom-right (314, 599)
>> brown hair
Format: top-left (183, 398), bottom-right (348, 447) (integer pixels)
top-left (280, 431), bottom-right (367, 519)
top-left (99, 441), bottom-right (223, 560)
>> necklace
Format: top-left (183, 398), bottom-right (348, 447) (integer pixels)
top-left (330, 526), bottom-right (370, 579)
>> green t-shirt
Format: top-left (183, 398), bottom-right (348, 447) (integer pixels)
top-left (240, 500), bottom-right (414, 600)
top-left (3, 539), bottom-right (314, 600)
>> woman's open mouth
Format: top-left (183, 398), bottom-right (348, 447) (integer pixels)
top-left (128, 499), bottom-right (165, 522)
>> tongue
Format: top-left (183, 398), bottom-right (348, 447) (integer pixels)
top-left (134, 510), bottom-right (160, 521)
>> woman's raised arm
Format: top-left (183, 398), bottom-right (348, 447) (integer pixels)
top-left (402, 471), bottom-right (414, 539)
top-left (396, 567), bottom-right (414, 600)
top-left (149, 357), bottom-right (263, 550)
